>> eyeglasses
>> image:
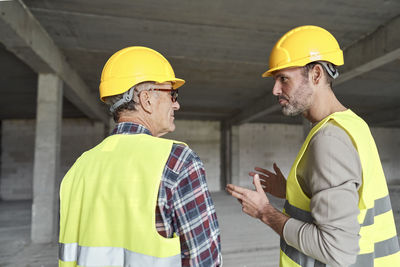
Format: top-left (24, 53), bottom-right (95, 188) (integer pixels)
top-left (153, 88), bottom-right (179, 102)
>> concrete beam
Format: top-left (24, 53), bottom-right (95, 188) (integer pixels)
top-left (336, 15), bottom-right (400, 86)
top-left (228, 16), bottom-right (400, 125)
top-left (0, 0), bottom-right (109, 125)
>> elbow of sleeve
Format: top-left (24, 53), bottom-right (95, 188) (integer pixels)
top-left (321, 234), bottom-right (360, 267)
top-left (327, 252), bottom-right (358, 267)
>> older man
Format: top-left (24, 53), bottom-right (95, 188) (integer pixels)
top-left (59, 46), bottom-right (221, 267)
top-left (227, 26), bottom-right (400, 266)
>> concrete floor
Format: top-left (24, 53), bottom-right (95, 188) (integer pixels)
top-left (0, 189), bottom-right (399, 267)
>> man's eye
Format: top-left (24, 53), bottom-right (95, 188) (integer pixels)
top-left (280, 77), bottom-right (288, 82)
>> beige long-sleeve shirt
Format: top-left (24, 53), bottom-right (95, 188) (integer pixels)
top-left (283, 121), bottom-right (362, 267)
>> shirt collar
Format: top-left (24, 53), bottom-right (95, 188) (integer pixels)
top-left (111, 122), bottom-right (152, 136)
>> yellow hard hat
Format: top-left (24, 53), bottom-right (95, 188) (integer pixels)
top-left (262, 25), bottom-right (344, 77)
top-left (99, 46), bottom-right (185, 101)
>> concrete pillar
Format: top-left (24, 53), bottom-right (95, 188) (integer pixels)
top-left (31, 73), bottom-right (63, 243)
top-left (220, 121), bottom-right (232, 189)
top-left (230, 125), bottom-right (240, 186)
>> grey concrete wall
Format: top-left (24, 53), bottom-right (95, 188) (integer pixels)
top-left (233, 123), bottom-right (304, 188)
top-left (234, 123), bottom-right (400, 188)
top-left (0, 119), bottom-right (104, 201)
top-left (165, 120), bottom-right (221, 192)
top-left (371, 127), bottom-right (400, 185)
top-left (0, 120), bottom-right (35, 200)
top-left (1, 119), bottom-right (399, 199)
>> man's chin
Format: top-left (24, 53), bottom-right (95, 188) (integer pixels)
top-left (169, 123), bottom-right (176, 133)
top-left (282, 107), bottom-right (301, 117)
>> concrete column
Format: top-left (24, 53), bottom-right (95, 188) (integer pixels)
top-left (230, 125), bottom-right (240, 186)
top-left (31, 73), bottom-right (63, 243)
top-left (220, 121), bottom-right (232, 189)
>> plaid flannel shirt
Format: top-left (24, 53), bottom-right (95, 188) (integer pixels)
top-left (112, 122), bottom-right (222, 266)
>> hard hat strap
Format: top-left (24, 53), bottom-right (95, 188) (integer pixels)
top-left (109, 87), bottom-right (134, 113)
top-left (319, 61), bottom-right (339, 79)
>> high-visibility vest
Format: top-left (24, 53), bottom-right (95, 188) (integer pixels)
top-left (280, 110), bottom-right (400, 266)
top-left (59, 134), bottom-right (183, 267)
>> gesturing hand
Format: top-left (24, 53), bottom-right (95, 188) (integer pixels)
top-left (249, 163), bottom-right (286, 199)
top-left (226, 174), bottom-right (270, 220)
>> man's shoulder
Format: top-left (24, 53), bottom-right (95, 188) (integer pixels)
top-left (170, 143), bottom-right (202, 163)
top-left (166, 143), bottom-right (203, 172)
top-left (313, 121), bottom-right (354, 147)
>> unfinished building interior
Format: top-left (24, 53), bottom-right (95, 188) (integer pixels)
top-left (0, 0), bottom-right (399, 266)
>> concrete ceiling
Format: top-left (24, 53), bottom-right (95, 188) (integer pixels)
top-left (1, 0), bottom-right (400, 127)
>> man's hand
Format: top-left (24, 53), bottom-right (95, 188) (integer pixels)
top-left (249, 163), bottom-right (286, 199)
top-left (226, 174), bottom-right (290, 237)
top-left (226, 174), bottom-right (270, 220)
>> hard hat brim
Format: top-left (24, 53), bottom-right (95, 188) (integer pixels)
top-left (261, 49), bottom-right (344, 78)
top-left (100, 77), bottom-right (185, 102)
top-left (172, 78), bottom-right (185, 89)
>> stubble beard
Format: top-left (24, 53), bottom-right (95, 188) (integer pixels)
top-left (281, 80), bottom-right (313, 117)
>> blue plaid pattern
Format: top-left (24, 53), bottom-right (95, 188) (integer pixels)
top-left (112, 122), bottom-right (221, 266)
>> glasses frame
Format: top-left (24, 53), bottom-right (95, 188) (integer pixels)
top-left (153, 88), bottom-right (179, 102)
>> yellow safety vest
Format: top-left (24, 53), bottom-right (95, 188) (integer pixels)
top-left (280, 110), bottom-right (400, 267)
top-left (59, 134), bottom-right (182, 267)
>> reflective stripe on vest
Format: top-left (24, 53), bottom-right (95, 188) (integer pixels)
top-left (281, 110), bottom-right (400, 266)
top-left (360, 195), bottom-right (392, 227)
top-left (59, 243), bottom-right (181, 266)
top-left (283, 200), bottom-right (400, 266)
top-left (285, 194), bottom-right (393, 226)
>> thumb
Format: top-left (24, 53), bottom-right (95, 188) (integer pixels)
top-left (253, 174), bottom-right (263, 193)
top-left (273, 163), bottom-right (283, 175)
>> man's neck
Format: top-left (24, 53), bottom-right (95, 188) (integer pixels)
top-left (303, 87), bottom-right (347, 124)
top-left (118, 111), bottom-right (156, 136)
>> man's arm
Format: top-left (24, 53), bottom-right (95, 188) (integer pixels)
top-left (284, 123), bottom-right (362, 267)
top-left (166, 145), bottom-right (221, 267)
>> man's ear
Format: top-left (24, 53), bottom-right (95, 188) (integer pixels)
top-left (311, 64), bottom-right (323, 85)
top-left (138, 91), bottom-right (153, 113)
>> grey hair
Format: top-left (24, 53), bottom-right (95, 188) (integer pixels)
top-left (104, 81), bottom-right (158, 122)
top-left (302, 61), bottom-right (338, 88)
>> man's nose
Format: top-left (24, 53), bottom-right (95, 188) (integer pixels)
top-left (272, 81), bottom-right (282, 96)
top-left (173, 100), bottom-right (180, 110)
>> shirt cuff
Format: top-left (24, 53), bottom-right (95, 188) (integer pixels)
top-left (283, 218), bottom-right (305, 251)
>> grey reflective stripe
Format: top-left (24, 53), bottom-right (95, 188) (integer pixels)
top-left (59, 243), bottom-right (181, 267)
top-left (350, 236), bottom-right (400, 266)
top-left (280, 238), bottom-right (325, 267)
top-left (59, 242), bottom-right (78, 262)
top-left (375, 235), bottom-right (400, 258)
top-left (349, 252), bottom-right (374, 267)
top-left (361, 194), bottom-right (393, 226)
top-left (284, 201), bottom-right (313, 223)
top-left (282, 198), bottom-right (400, 267)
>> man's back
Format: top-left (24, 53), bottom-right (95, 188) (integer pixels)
top-left (59, 123), bottom-right (221, 266)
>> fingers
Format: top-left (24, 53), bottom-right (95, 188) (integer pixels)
top-left (254, 167), bottom-right (274, 176)
top-left (253, 174), bottom-right (264, 193)
top-left (249, 172), bottom-right (268, 180)
top-left (226, 184), bottom-right (247, 194)
top-left (226, 184), bottom-right (249, 201)
top-left (227, 188), bottom-right (243, 200)
top-left (273, 163), bottom-right (283, 176)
